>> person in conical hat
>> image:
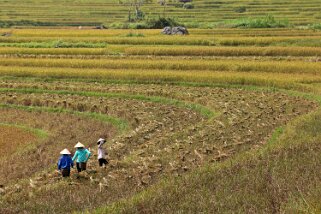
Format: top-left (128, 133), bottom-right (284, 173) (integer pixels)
top-left (72, 142), bottom-right (91, 173)
top-left (74, 142), bottom-right (85, 148)
top-left (97, 138), bottom-right (108, 168)
top-left (57, 148), bottom-right (74, 177)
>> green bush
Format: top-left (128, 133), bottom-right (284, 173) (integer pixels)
top-left (108, 17), bottom-right (182, 29)
top-left (131, 22), bottom-right (149, 29)
top-left (222, 15), bottom-right (291, 28)
top-left (108, 22), bottom-right (127, 29)
top-left (308, 23), bottom-right (321, 30)
top-left (184, 21), bottom-right (200, 28)
top-left (145, 17), bottom-right (181, 28)
top-left (135, 10), bottom-right (145, 21)
top-left (234, 6), bottom-right (247, 13)
top-left (183, 3), bottom-right (194, 9)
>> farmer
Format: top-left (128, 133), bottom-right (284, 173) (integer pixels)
top-left (97, 138), bottom-right (108, 168)
top-left (72, 142), bottom-right (91, 173)
top-left (57, 149), bottom-right (74, 177)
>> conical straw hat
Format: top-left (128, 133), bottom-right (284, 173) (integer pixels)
top-left (97, 138), bottom-right (106, 145)
top-left (74, 142), bottom-right (85, 148)
top-left (97, 138), bottom-right (106, 143)
top-left (60, 148), bottom-right (71, 155)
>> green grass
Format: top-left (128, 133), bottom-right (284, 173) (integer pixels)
top-left (0, 122), bottom-right (48, 139)
top-left (266, 126), bottom-right (284, 145)
top-left (309, 23), bottom-right (321, 30)
top-left (218, 15), bottom-right (291, 28)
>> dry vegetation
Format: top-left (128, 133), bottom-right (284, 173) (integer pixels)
top-left (0, 125), bottom-right (38, 158)
top-left (0, 28), bottom-right (321, 213)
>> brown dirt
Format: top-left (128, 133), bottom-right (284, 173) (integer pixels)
top-left (0, 125), bottom-right (37, 157)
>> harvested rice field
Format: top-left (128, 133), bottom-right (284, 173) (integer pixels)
top-left (0, 27), bottom-right (321, 213)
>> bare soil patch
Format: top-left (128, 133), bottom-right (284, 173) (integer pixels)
top-left (0, 125), bottom-right (37, 157)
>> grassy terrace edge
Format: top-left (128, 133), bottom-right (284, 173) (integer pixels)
top-left (0, 122), bottom-right (48, 161)
top-left (0, 103), bottom-right (129, 133)
top-left (0, 87), bottom-right (216, 119)
top-left (0, 122), bottom-right (48, 139)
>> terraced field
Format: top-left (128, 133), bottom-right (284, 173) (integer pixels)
top-left (0, 0), bottom-right (321, 27)
top-left (0, 28), bottom-right (321, 213)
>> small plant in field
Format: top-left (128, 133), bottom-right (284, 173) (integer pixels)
top-left (23, 98), bottom-right (32, 106)
top-left (125, 32), bottom-right (145, 37)
top-left (183, 3), bottom-right (194, 9)
top-left (76, 103), bottom-right (86, 112)
top-left (308, 23), bottom-right (321, 30)
top-left (234, 6), bottom-right (246, 13)
top-left (53, 40), bottom-right (63, 48)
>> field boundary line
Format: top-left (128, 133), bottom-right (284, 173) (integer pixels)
top-left (0, 122), bottom-right (48, 161)
top-left (0, 103), bottom-right (129, 134)
top-left (0, 87), bottom-right (217, 119)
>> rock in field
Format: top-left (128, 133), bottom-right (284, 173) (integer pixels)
top-left (172, 26), bottom-right (189, 35)
top-left (162, 26), bottom-right (189, 35)
top-left (162, 26), bottom-right (172, 35)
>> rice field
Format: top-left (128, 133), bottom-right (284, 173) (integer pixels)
top-left (0, 27), bottom-right (321, 213)
top-left (0, 0), bottom-right (321, 27)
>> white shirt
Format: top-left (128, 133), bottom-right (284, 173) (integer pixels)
top-left (98, 144), bottom-right (106, 159)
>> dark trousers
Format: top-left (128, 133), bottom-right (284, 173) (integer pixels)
top-left (98, 158), bottom-right (108, 167)
top-left (61, 168), bottom-right (70, 177)
top-left (76, 162), bottom-right (87, 172)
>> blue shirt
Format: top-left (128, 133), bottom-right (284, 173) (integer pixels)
top-left (58, 155), bottom-right (74, 170)
top-left (72, 148), bottom-right (91, 163)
